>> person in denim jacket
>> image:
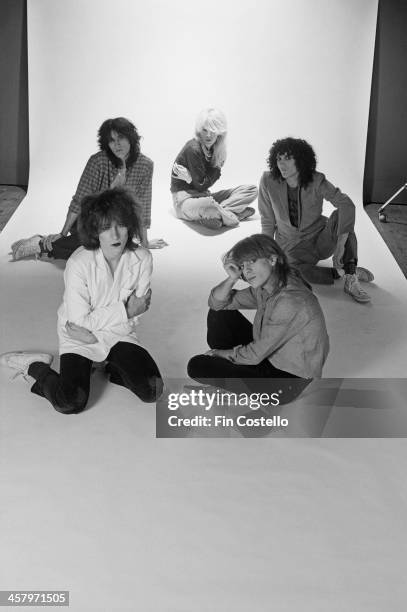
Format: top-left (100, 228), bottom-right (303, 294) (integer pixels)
top-left (188, 234), bottom-right (329, 402)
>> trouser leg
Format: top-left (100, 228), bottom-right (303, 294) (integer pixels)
top-left (286, 237), bottom-right (334, 285)
top-left (193, 309), bottom-right (308, 402)
top-left (316, 210), bottom-right (358, 272)
top-left (173, 193), bottom-right (222, 222)
top-left (106, 342), bottom-right (163, 403)
top-left (41, 224), bottom-right (81, 261)
top-left (212, 184), bottom-right (258, 214)
top-left (187, 354), bottom-right (306, 401)
top-left (286, 210), bottom-right (358, 284)
top-left (28, 353), bottom-right (92, 414)
top-left (207, 309), bottom-right (253, 349)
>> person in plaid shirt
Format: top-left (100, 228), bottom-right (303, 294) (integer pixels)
top-left (11, 117), bottom-right (167, 261)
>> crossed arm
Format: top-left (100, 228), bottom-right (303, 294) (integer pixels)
top-left (63, 255), bottom-right (152, 344)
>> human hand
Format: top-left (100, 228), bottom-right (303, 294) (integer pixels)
top-left (110, 164), bottom-right (127, 188)
top-left (222, 256), bottom-right (242, 282)
top-left (333, 232), bottom-right (349, 270)
top-left (205, 348), bottom-right (234, 361)
top-left (172, 163), bottom-right (192, 184)
top-left (43, 233), bottom-right (62, 252)
top-left (126, 288), bottom-right (152, 318)
top-left (66, 321), bottom-right (98, 344)
top-left (148, 238), bottom-right (169, 249)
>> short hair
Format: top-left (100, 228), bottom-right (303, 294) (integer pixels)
top-left (267, 137), bottom-right (317, 188)
top-left (98, 117), bottom-right (141, 167)
top-left (78, 188), bottom-right (143, 250)
top-left (195, 108), bottom-right (227, 168)
top-left (224, 234), bottom-right (295, 289)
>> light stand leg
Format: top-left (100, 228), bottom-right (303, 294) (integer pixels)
top-left (377, 182), bottom-right (407, 222)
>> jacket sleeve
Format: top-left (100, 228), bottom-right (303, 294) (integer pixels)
top-left (231, 296), bottom-right (308, 365)
top-left (208, 286), bottom-right (258, 310)
top-left (258, 173), bottom-right (276, 237)
top-left (183, 145), bottom-right (221, 191)
top-left (131, 251), bottom-right (153, 299)
top-left (63, 259), bottom-right (128, 331)
top-left (68, 155), bottom-right (102, 215)
top-left (317, 173), bottom-right (355, 235)
top-left (136, 161), bottom-right (153, 229)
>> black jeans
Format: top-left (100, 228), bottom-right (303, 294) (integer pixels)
top-left (187, 310), bottom-right (310, 402)
top-left (28, 342), bottom-right (163, 414)
top-left (41, 223), bottom-right (81, 261)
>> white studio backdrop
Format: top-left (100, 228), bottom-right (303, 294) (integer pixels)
top-left (0, 0), bottom-right (378, 249)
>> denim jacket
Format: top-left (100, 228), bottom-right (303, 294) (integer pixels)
top-left (209, 274), bottom-right (329, 378)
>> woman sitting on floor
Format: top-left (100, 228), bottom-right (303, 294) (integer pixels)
top-left (171, 108), bottom-right (258, 230)
top-left (11, 117), bottom-right (167, 261)
top-left (187, 234), bottom-right (329, 403)
top-left (1, 188), bottom-right (163, 413)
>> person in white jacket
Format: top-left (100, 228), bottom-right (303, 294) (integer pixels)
top-left (0, 188), bottom-right (163, 413)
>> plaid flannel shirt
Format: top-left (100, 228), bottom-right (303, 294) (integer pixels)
top-left (68, 151), bottom-right (153, 228)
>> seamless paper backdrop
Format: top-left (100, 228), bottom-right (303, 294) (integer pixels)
top-left (0, 0), bottom-right (377, 246)
top-left (5, 4), bottom-right (407, 612)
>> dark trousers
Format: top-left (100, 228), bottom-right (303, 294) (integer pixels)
top-left (287, 210), bottom-right (358, 284)
top-left (28, 342), bottom-right (163, 414)
top-left (187, 310), bottom-right (310, 402)
top-left (42, 223), bottom-right (81, 261)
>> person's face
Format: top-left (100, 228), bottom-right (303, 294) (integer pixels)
top-left (239, 256), bottom-right (277, 290)
top-left (276, 153), bottom-right (298, 181)
top-left (98, 221), bottom-right (128, 259)
top-left (199, 125), bottom-right (218, 149)
top-left (108, 130), bottom-right (131, 160)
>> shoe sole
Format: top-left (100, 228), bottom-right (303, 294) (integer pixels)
top-left (198, 219), bottom-right (223, 230)
top-left (356, 267), bottom-right (374, 283)
top-left (237, 207), bottom-right (255, 221)
top-left (344, 288), bottom-right (371, 303)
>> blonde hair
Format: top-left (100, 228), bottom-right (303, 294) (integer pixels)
top-left (195, 108), bottom-right (227, 168)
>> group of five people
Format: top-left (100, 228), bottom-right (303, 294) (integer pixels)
top-left (1, 109), bottom-right (374, 413)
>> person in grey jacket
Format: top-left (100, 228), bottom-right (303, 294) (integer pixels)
top-left (187, 234), bottom-right (329, 402)
top-left (258, 137), bottom-right (374, 303)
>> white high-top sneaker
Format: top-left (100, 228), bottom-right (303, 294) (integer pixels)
top-left (344, 274), bottom-right (371, 303)
top-left (11, 235), bottom-right (42, 260)
top-left (0, 351), bottom-right (53, 379)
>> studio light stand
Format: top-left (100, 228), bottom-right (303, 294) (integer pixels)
top-left (377, 182), bottom-right (407, 222)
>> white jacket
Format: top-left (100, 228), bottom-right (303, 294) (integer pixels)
top-left (57, 246), bottom-right (152, 361)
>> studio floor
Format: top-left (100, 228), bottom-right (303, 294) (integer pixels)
top-left (1, 185), bottom-right (407, 611)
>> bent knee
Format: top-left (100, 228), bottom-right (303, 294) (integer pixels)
top-left (187, 355), bottom-right (207, 378)
top-left (137, 376), bottom-right (164, 403)
top-left (55, 387), bottom-right (89, 414)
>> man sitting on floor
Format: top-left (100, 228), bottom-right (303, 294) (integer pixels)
top-left (258, 137), bottom-right (374, 303)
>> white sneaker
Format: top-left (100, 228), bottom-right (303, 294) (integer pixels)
top-left (236, 207), bottom-right (255, 221)
top-left (11, 235), bottom-right (42, 260)
top-left (344, 274), bottom-right (371, 303)
top-left (334, 266), bottom-right (374, 282)
top-left (0, 351), bottom-right (53, 379)
top-left (355, 267), bottom-right (374, 282)
top-left (198, 217), bottom-right (223, 230)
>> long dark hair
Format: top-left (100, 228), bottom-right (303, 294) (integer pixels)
top-left (267, 137), bottom-right (317, 188)
top-left (98, 117), bottom-right (141, 168)
top-left (78, 188), bottom-right (142, 250)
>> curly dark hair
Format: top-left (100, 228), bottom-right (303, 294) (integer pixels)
top-left (78, 188), bottom-right (143, 250)
top-left (98, 117), bottom-right (141, 168)
top-left (223, 234), bottom-right (292, 289)
top-left (267, 137), bottom-right (317, 188)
